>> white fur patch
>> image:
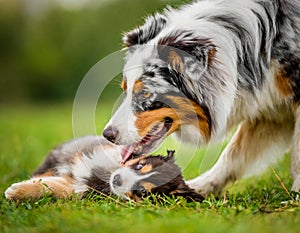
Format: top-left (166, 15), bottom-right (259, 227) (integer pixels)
top-left (110, 168), bottom-right (155, 200)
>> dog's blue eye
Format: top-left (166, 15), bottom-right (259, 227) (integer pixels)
top-left (136, 164), bottom-right (144, 170)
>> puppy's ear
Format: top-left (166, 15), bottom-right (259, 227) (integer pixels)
top-left (158, 37), bottom-right (216, 74)
top-left (172, 183), bottom-right (204, 202)
top-left (123, 13), bottom-right (167, 47)
top-left (164, 150), bottom-right (175, 162)
top-left (173, 189), bottom-right (204, 202)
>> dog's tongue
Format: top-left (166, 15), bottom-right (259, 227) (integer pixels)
top-left (121, 144), bottom-right (138, 164)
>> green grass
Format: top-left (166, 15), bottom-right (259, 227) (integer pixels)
top-left (1, 103), bottom-right (300, 233)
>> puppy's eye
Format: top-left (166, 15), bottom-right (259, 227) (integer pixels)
top-left (140, 187), bottom-right (147, 195)
top-left (136, 164), bottom-right (144, 170)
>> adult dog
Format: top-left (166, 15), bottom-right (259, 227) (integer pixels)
top-left (103, 0), bottom-right (300, 197)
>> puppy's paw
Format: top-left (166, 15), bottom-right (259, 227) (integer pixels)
top-left (4, 182), bottom-right (22, 200)
top-left (4, 179), bottom-right (49, 201)
top-left (5, 177), bottom-right (75, 201)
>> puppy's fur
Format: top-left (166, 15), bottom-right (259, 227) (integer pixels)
top-left (5, 136), bottom-right (203, 202)
top-left (103, 0), bottom-right (300, 196)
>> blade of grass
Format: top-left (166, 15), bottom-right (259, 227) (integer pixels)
top-left (271, 168), bottom-right (294, 201)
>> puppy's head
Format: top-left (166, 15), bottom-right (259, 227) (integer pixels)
top-left (109, 150), bottom-right (203, 202)
top-left (103, 13), bottom-right (218, 163)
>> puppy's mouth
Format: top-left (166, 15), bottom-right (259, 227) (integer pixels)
top-left (121, 117), bottom-right (173, 164)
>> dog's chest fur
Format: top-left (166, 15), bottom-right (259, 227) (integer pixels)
top-left (228, 61), bottom-right (295, 130)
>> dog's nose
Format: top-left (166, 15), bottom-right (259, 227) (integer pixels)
top-left (112, 174), bottom-right (122, 187)
top-left (103, 125), bottom-right (119, 143)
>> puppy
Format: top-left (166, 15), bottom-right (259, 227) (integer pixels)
top-left (4, 136), bottom-right (203, 202)
top-left (102, 0), bottom-right (300, 197)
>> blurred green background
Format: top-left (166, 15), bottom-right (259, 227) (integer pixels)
top-left (1, 0), bottom-right (217, 182)
top-left (0, 0), bottom-right (187, 104)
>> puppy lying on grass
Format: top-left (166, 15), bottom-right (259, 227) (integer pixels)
top-left (5, 136), bottom-right (203, 202)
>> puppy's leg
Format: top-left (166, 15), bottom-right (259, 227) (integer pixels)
top-left (187, 120), bottom-right (292, 197)
top-left (292, 106), bottom-right (300, 192)
top-left (5, 176), bottom-right (74, 201)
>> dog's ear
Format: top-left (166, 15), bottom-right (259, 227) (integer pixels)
top-left (158, 37), bottom-right (216, 75)
top-left (123, 13), bottom-right (167, 47)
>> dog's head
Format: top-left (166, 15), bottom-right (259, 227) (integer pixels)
top-left (110, 150), bottom-right (203, 202)
top-left (104, 13), bottom-right (223, 163)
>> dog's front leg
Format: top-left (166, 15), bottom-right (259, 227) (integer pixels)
top-left (292, 105), bottom-right (300, 192)
top-left (187, 120), bottom-right (292, 197)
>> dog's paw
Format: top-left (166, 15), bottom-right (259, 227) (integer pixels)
top-left (186, 172), bottom-right (224, 197)
top-left (292, 177), bottom-right (300, 193)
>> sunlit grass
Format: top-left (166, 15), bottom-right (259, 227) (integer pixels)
top-left (1, 103), bottom-right (300, 233)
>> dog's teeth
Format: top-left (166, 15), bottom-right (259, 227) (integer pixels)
top-left (141, 137), bottom-right (148, 143)
top-left (141, 134), bottom-right (152, 144)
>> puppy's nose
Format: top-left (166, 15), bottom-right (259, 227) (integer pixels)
top-left (103, 125), bottom-right (119, 143)
top-left (112, 174), bottom-right (122, 187)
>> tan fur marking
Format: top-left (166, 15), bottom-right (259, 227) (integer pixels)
top-left (208, 47), bottom-right (216, 65)
top-left (134, 96), bottom-right (211, 141)
top-left (273, 61), bottom-right (293, 97)
top-left (121, 80), bottom-right (127, 91)
top-left (49, 178), bottom-right (74, 198)
top-left (133, 80), bottom-right (145, 94)
top-left (124, 155), bottom-right (148, 167)
top-left (168, 50), bottom-right (185, 74)
top-left (35, 170), bottom-right (55, 177)
top-left (135, 108), bottom-right (179, 137)
top-left (125, 191), bottom-right (142, 202)
top-left (70, 151), bottom-right (83, 164)
top-left (140, 164), bottom-right (153, 174)
top-left (141, 181), bottom-right (156, 192)
top-left (275, 71), bottom-right (293, 97)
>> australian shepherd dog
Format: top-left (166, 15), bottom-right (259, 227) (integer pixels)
top-left (103, 0), bottom-right (300, 197)
top-left (5, 136), bottom-right (203, 202)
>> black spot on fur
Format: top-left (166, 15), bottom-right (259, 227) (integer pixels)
top-left (158, 34), bottom-right (214, 70)
top-left (143, 70), bottom-right (155, 78)
top-left (208, 15), bottom-right (266, 92)
top-left (123, 14), bottom-right (167, 47)
top-left (271, 1), bottom-right (300, 102)
top-left (32, 154), bottom-right (58, 176)
top-left (84, 168), bottom-right (111, 196)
